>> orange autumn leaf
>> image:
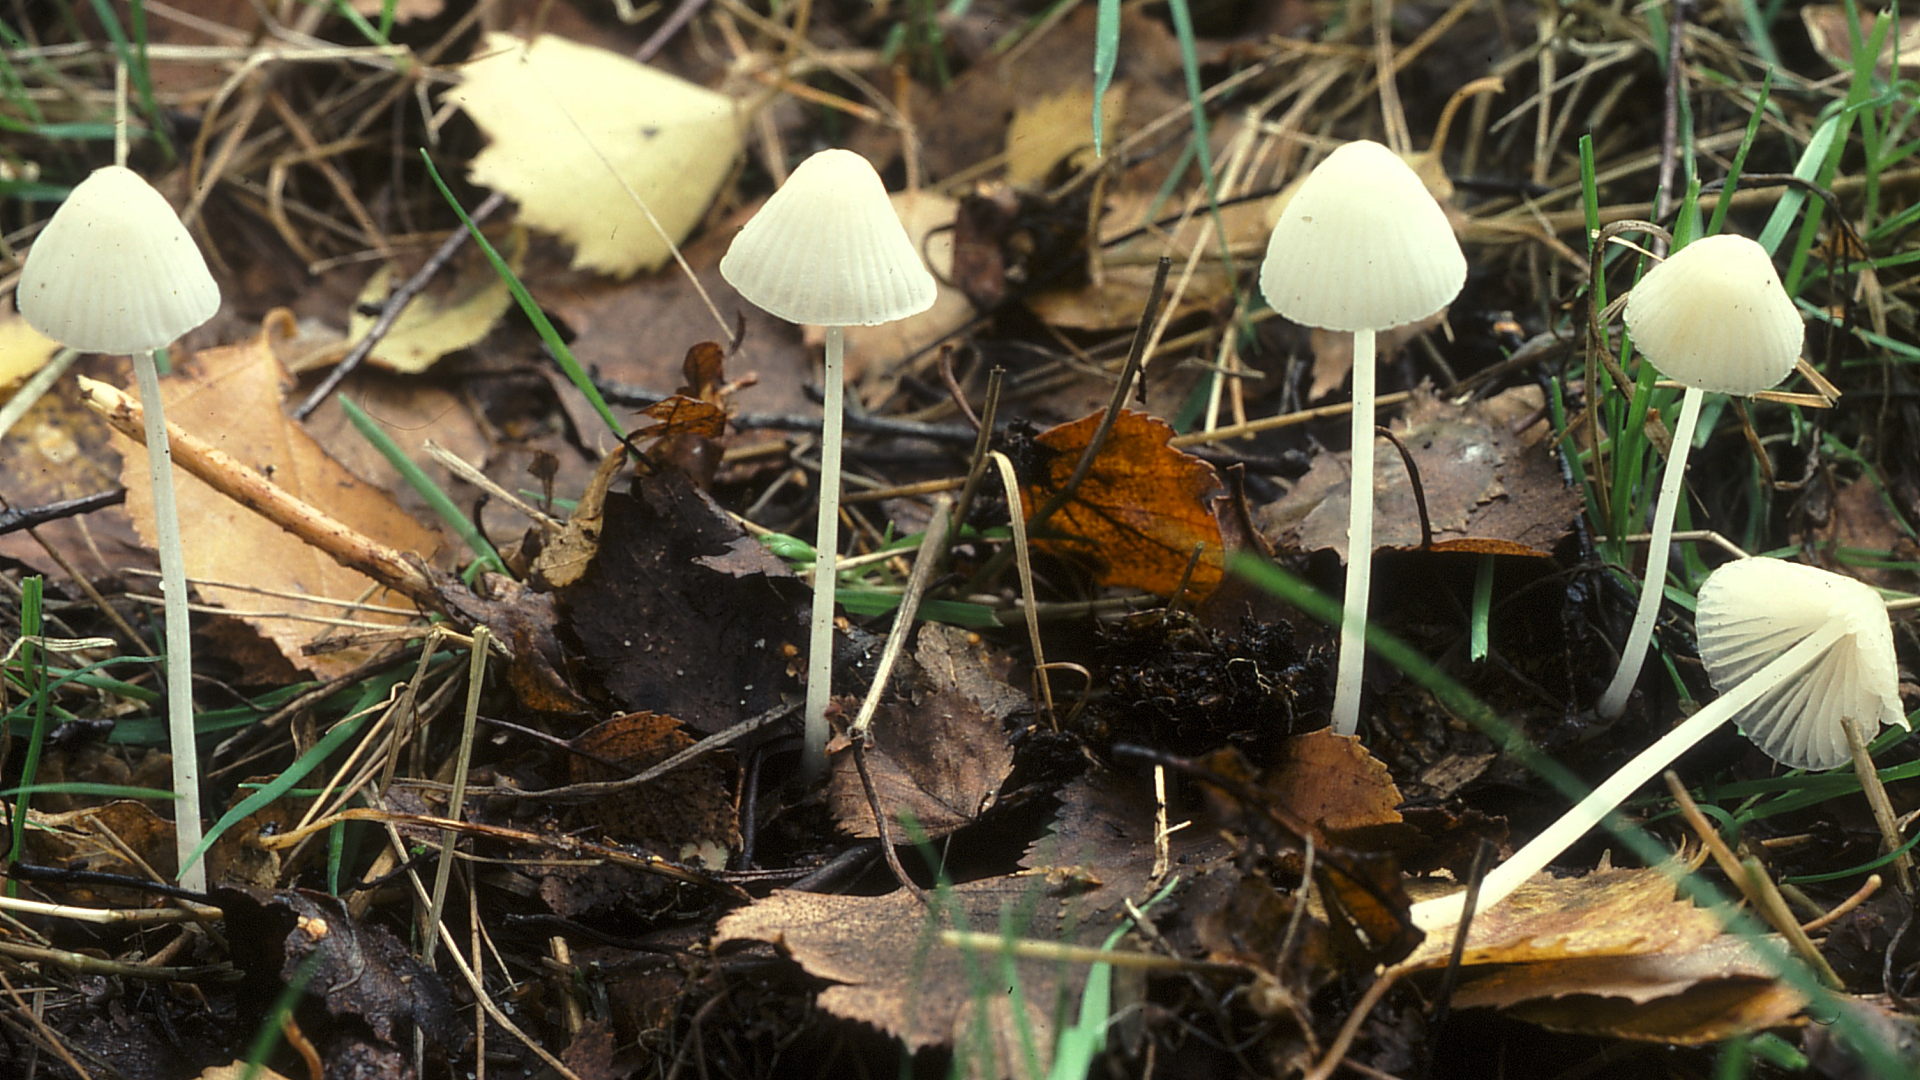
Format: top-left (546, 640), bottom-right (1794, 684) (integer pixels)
top-left (1018, 409), bottom-right (1224, 598)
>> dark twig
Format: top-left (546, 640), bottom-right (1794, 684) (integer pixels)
top-left (949, 368), bottom-right (1005, 541)
top-left (853, 741), bottom-right (928, 906)
top-left (0, 490), bottom-right (126, 536)
top-left (1375, 426), bottom-right (1431, 551)
top-left (596, 381), bottom-right (981, 443)
top-left (1425, 837), bottom-right (1497, 1074)
top-left (634, 0), bottom-right (715, 62)
top-left (1652, 0), bottom-right (1687, 235)
top-left (937, 346), bottom-right (980, 431)
top-left (291, 191), bottom-right (509, 421)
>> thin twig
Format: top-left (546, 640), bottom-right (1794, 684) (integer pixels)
top-left (853, 739), bottom-right (927, 905)
top-left (849, 498), bottom-right (952, 741)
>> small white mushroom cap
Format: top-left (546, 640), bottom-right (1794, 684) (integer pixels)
top-left (1695, 557), bottom-right (1906, 771)
top-left (1622, 233), bottom-right (1803, 397)
top-left (1257, 140), bottom-right (1467, 333)
top-left (719, 149), bottom-right (937, 327)
top-left (17, 165), bottom-right (219, 355)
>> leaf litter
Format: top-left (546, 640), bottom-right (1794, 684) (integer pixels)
top-left (5, 0), bottom-right (1920, 1076)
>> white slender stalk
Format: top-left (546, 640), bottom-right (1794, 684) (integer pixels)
top-left (134, 351), bottom-right (204, 893)
top-left (1412, 617), bottom-right (1846, 932)
top-left (1330, 327), bottom-right (1377, 736)
top-left (802, 326), bottom-right (847, 782)
top-left (1598, 387), bottom-right (1705, 719)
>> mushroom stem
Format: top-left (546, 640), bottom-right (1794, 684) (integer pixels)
top-left (1411, 614), bottom-right (1846, 932)
top-left (133, 350), bottom-right (205, 894)
top-left (1599, 386), bottom-right (1705, 719)
top-left (802, 326), bottom-right (847, 782)
top-left (1330, 327), bottom-right (1377, 737)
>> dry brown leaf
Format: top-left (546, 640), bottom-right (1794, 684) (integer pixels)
top-left (714, 880), bottom-right (1075, 1076)
top-left (1404, 863), bottom-right (1722, 969)
top-left (1305, 316), bottom-right (1443, 403)
top-left (1260, 384), bottom-right (1579, 561)
top-left (1803, 6), bottom-right (1920, 76)
top-left (1453, 934), bottom-right (1807, 1045)
top-left (534, 446), bottom-right (626, 589)
top-left (827, 624), bottom-right (1021, 839)
top-left (1263, 730), bottom-right (1404, 839)
top-left (570, 711), bottom-right (738, 868)
top-left (200, 1064), bottom-right (297, 1080)
top-left (1018, 409), bottom-right (1225, 598)
top-left (114, 319), bottom-right (441, 677)
top-left (834, 191), bottom-right (978, 400)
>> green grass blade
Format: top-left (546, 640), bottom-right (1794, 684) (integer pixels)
top-left (338, 395), bottom-right (505, 574)
top-left (1092, 0), bottom-right (1120, 157)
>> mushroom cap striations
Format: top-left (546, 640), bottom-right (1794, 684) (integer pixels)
top-left (1623, 233), bottom-right (1803, 397)
top-left (17, 165), bottom-right (219, 355)
top-left (719, 149), bottom-right (937, 327)
top-left (1258, 140), bottom-right (1467, 333)
top-left (1695, 557), bottom-right (1905, 771)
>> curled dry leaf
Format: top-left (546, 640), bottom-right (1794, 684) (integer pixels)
top-left (827, 624), bottom-right (1021, 839)
top-left (1016, 409), bottom-right (1225, 598)
top-left (569, 710), bottom-right (739, 868)
top-left (112, 318), bottom-right (440, 677)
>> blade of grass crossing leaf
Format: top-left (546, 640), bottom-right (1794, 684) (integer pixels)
top-left (240, 950), bottom-right (323, 1080)
top-left (419, 151), bottom-right (623, 437)
top-left (1048, 877), bottom-right (1179, 1079)
top-left (1469, 554), bottom-right (1494, 662)
top-left (1707, 71), bottom-right (1771, 238)
top-left (1227, 554), bottom-right (1910, 1076)
top-left (1092, 0), bottom-right (1119, 157)
top-left (339, 395), bottom-right (505, 574)
top-left (328, 819), bottom-right (346, 896)
top-left (7, 578), bottom-right (50, 897)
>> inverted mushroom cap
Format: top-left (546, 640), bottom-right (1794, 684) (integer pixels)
top-left (719, 149), bottom-right (937, 327)
top-left (17, 165), bottom-right (220, 355)
top-left (1622, 234), bottom-right (1802, 397)
top-left (1695, 557), bottom-right (1905, 771)
top-left (1258, 140), bottom-right (1467, 333)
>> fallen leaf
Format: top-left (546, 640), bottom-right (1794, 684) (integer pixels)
top-left (293, 233), bottom-right (518, 375)
top-left (113, 317), bottom-right (442, 677)
top-left (1404, 863), bottom-right (1722, 968)
top-left (570, 710), bottom-right (739, 867)
top-left (1803, 5), bottom-right (1920, 77)
top-left (1305, 316), bottom-right (1444, 403)
top-left (557, 468), bottom-right (805, 734)
top-left (533, 445), bottom-right (627, 589)
top-left (1006, 85), bottom-right (1125, 189)
top-left (448, 32), bottom-right (743, 277)
top-left (1260, 384), bottom-right (1578, 560)
top-left (0, 301), bottom-right (59, 386)
top-left (1453, 934), bottom-right (1807, 1045)
top-left (834, 191), bottom-right (978, 400)
top-left (1261, 729), bottom-right (1404, 839)
top-left (827, 624), bottom-right (1021, 839)
top-left (1016, 409), bottom-right (1225, 598)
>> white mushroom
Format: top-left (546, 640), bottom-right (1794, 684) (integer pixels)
top-left (17, 164), bottom-right (220, 894)
top-left (719, 148), bottom-right (936, 781)
top-left (1257, 140), bottom-right (1467, 736)
top-left (1414, 557), bottom-right (1906, 932)
top-left (1597, 233), bottom-right (1803, 719)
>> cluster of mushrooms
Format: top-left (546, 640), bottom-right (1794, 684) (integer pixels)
top-left (16, 142), bottom-right (1908, 929)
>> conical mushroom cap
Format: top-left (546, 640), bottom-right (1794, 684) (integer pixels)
top-left (1695, 558), bottom-right (1905, 771)
top-left (1623, 233), bottom-right (1802, 396)
top-left (17, 165), bottom-right (219, 354)
top-left (1258, 140), bottom-right (1467, 333)
top-left (719, 149), bottom-right (937, 327)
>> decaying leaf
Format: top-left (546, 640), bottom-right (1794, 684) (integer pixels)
top-left (558, 468), bottom-right (804, 734)
top-left (570, 710), bottom-right (739, 867)
top-left (1803, 5), bottom-right (1920, 76)
top-left (1261, 384), bottom-right (1578, 560)
top-left (1261, 729), bottom-right (1405, 839)
top-left (827, 624), bottom-right (1021, 839)
top-left (1405, 863), bottom-right (1722, 968)
top-left (112, 318), bottom-right (440, 677)
top-left (835, 191), bottom-right (978, 400)
top-left (1017, 409), bottom-right (1225, 598)
top-left (716, 878), bottom-right (1103, 1077)
top-left (1450, 934), bottom-right (1806, 1044)
top-left (448, 32), bottom-right (743, 277)
top-left (1006, 85), bottom-right (1125, 189)
top-left (294, 233), bottom-right (518, 374)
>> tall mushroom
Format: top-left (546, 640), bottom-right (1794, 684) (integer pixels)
top-left (1258, 140), bottom-right (1467, 736)
top-left (1597, 234), bottom-right (1803, 719)
top-left (1412, 556), bottom-right (1906, 932)
top-left (16, 165), bottom-right (220, 892)
top-left (719, 149), bottom-right (936, 781)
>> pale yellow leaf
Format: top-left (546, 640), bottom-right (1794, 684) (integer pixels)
top-left (447, 32), bottom-right (744, 277)
top-left (340, 232), bottom-right (519, 374)
top-left (0, 303), bottom-right (60, 387)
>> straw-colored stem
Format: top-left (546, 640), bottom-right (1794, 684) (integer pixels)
top-left (1412, 617), bottom-right (1846, 932)
top-left (1330, 327), bottom-right (1376, 737)
top-left (1599, 386), bottom-right (1704, 719)
top-left (803, 327), bottom-right (846, 782)
top-left (134, 351), bottom-right (204, 893)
